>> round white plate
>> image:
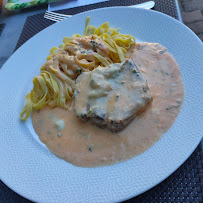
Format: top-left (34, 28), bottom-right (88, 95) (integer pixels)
top-left (0, 7), bottom-right (203, 203)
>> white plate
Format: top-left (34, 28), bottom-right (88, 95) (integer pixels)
top-left (0, 7), bottom-right (203, 203)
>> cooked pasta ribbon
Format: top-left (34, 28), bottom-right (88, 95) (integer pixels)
top-left (83, 16), bottom-right (91, 36)
top-left (20, 16), bottom-right (136, 120)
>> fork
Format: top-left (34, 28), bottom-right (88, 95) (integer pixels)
top-left (44, 1), bottom-right (155, 22)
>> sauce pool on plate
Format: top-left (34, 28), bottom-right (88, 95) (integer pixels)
top-left (32, 42), bottom-right (184, 167)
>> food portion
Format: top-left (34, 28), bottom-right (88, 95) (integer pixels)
top-left (32, 42), bottom-right (184, 167)
top-left (20, 17), bottom-right (184, 167)
top-left (20, 17), bottom-right (135, 121)
top-left (74, 59), bottom-right (152, 132)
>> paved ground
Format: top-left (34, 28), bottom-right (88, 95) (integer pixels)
top-left (179, 0), bottom-right (203, 42)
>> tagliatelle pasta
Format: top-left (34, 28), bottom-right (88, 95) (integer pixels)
top-left (20, 17), bottom-right (135, 120)
top-left (20, 70), bottom-right (74, 120)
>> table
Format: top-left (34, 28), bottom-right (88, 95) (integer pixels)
top-left (0, 0), bottom-right (202, 202)
top-left (0, 5), bottom-right (48, 68)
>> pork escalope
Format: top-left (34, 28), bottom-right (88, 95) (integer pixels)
top-left (74, 59), bottom-right (152, 132)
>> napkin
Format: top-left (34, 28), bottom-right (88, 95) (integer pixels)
top-left (48, 0), bottom-right (109, 11)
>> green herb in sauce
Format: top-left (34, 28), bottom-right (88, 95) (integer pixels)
top-left (116, 94), bottom-right (120, 100)
top-left (47, 130), bottom-right (52, 135)
top-left (57, 132), bottom-right (62, 137)
top-left (166, 106), bottom-right (172, 111)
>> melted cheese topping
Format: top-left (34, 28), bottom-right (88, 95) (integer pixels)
top-left (74, 60), bottom-right (152, 132)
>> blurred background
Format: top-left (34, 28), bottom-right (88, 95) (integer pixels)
top-left (179, 0), bottom-right (203, 41)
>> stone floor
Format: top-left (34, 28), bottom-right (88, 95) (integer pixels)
top-left (179, 0), bottom-right (203, 42)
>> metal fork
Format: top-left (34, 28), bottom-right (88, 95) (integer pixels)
top-left (44, 1), bottom-right (155, 22)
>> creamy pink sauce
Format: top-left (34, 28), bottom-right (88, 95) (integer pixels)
top-left (32, 42), bottom-right (184, 167)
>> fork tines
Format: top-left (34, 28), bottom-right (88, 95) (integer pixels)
top-left (44, 11), bottom-right (72, 22)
